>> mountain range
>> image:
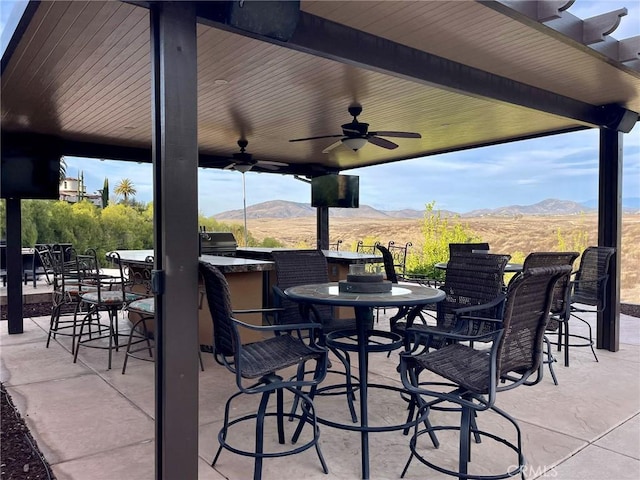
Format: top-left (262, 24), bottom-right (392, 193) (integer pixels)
top-left (214, 198), bottom-right (640, 220)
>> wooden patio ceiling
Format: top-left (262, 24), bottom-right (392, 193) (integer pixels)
top-left (1, 1), bottom-right (639, 176)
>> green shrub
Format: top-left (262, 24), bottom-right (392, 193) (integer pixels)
top-left (405, 201), bottom-right (483, 279)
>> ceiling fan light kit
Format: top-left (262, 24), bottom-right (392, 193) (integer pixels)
top-left (233, 163), bottom-right (253, 173)
top-left (342, 137), bottom-right (368, 151)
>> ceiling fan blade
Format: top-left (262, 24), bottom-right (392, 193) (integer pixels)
top-left (256, 161), bottom-right (288, 170)
top-left (322, 140), bottom-right (343, 154)
top-left (223, 163), bottom-right (236, 170)
top-left (258, 160), bottom-right (288, 167)
top-left (369, 131), bottom-right (422, 139)
top-left (368, 136), bottom-right (398, 149)
top-left (289, 134), bottom-right (343, 142)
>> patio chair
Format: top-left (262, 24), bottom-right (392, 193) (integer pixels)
top-left (122, 255), bottom-right (204, 374)
top-left (356, 240), bottom-right (380, 254)
top-left (271, 249), bottom-right (364, 423)
top-left (375, 244), bottom-right (416, 324)
top-left (519, 251), bottom-right (580, 384)
top-left (73, 250), bottom-right (145, 369)
top-left (46, 245), bottom-right (84, 351)
top-left (23, 244), bottom-right (55, 287)
top-left (398, 265), bottom-right (572, 480)
top-left (392, 252), bottom-right (510, 350)
top-left (556, 246), bottom-right (616, 366)
top-left (199, 261), bottom-right (329, 480)
top-left (328, 239), bottom-right (342, 251)
top-left (448, 242), bottom-right (490, 257)
top-left (387, 241), bottom-right (412, 278)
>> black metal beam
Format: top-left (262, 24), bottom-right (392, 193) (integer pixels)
top-left (316, 206), bottom-right (329, 250)
top-left (5, 198), bottom-right (23, 334)
top-left (597, 128), bottom-right (622, 352)
top-left (150, 2), bottom-right (199, 478)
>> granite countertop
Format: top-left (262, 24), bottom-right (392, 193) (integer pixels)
top-left (111, 250), bottom-right (274, 273)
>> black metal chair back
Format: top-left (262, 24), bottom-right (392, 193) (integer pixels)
top-left (328, 240), bottom-right (342, 251)
top-left (387, 241), bottom-right (411, 277)
top-left (448, 242), bottom-right (490, 258)
top-left (521, 252), bottom-right (579, 319)
top-left (437, 252), bottom-right (510, 333)
top-left (356, 240), bottom-right (380, 255)
top-left (497, 265), bottom-right (573, 382)
top-left (571, 246), bottom-right (616, 309)
top-left (271, 249), bottom-right (334, 327)
top-left (199, 260), bottom-right (237, 359)
top-left (376, 244), bottom-right (399, 283)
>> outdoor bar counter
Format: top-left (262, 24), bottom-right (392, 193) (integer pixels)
top-left (111, 250), bottom-right (273, 346)
top-left (113, 248), bottom-right (382, 346)
top-left (237, 247), bottom-right (382, 281)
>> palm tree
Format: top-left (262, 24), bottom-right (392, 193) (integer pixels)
top-left (115, 178), bottom-right (136, 204)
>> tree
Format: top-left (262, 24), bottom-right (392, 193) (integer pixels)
top-left (405, 201), bottom-right (482, 279)
top-left (114, 178), bottom-right (137, 204)
top-left (101, 178), bottom-right (109, 208)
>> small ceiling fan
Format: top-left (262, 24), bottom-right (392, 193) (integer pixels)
top-left (223, 139), bottom-right (287, 246)
top-left (224, 139), bottom-right (288, 172)
top-left (289, 103), bottom-right (421, 153)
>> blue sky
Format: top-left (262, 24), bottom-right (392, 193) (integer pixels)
top-left (2, 0), bottom-right (639, 215)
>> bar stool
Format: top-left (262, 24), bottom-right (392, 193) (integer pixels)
top-left (121, 255), bottom-right (204, 374)
top-left (73, 250), bottom-right (144, 370)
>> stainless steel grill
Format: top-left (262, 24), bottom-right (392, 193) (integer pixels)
top-left (199, 232), bottom-right (237, 257)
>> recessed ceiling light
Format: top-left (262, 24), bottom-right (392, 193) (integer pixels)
top-left (213, 79), bottom-right (229, 85)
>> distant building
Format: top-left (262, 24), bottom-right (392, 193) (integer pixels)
top-left (59, 177), bottom-right (103, 207)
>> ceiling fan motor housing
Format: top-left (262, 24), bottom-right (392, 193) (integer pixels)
top-left (342, 121), bottom-right (369, 136)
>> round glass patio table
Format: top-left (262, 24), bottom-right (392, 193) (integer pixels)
top-left (284, 282), bottom-right (445, 480)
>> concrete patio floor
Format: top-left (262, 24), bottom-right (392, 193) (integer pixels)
top-left (1, 281), bottom-right (639, 480)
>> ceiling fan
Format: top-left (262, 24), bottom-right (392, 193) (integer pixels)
top-left (224, 139), bottom-right (288, 172)
top-left (223, 139), bottom-right (288, 246)
top-left (289, 103), bottom-right (422, 153)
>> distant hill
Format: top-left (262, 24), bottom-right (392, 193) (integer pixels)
top-left (463, 199), bottom-right (595, 217)
top-left (215, 200), bottom-right (425, 219)
top-left (214, 197), bottom-right (639, 220)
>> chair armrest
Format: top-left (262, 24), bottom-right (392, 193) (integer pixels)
top-left (233, 307), bottom-right (284, 315)
top-left (405, 324), bottom-right (501, 352)
top-left (570, 275), bottom-right (608, 288)
top-left (233, 307), bottom-right (284, 326)
top-left (401, 273), bottom-right (443, 288)
top-left (452, 293), bottom-right (506, 316)
top-left (449, 294), bottom-right (506, 335)
top-left (231, 317), bottom-right (323, 334)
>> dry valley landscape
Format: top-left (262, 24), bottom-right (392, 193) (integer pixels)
top-left (232, 213), bottom-right (640, 303)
